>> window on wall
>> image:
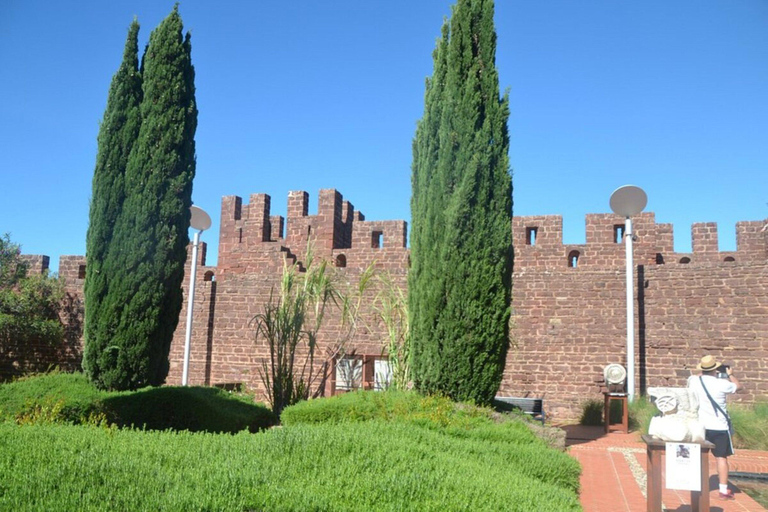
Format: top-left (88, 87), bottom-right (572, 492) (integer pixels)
top-left (335, 357), bottom-right (363, 392)
top-left (679, 257), bottom-right (691, 264)
top-left (333, 356), bottom-right (392, 393)
top-left (78, 265), bottom-right (86, 279)
top-left (614, 225), bottom-right (625, 243)
top-left (335, 254), bottom-right (347, 268)
top-left (204, 271), bottom-right (215, 282)
top-left (372, 231), bottom-right (383, 249)
top-left (568, 250), bottom-right (580, 268)
top-left (724, 256), bottom-right (735, 263)
top-left (374, 359), bottom-right (392, 391)
top-left (525, 227), bottom-right (538, 246)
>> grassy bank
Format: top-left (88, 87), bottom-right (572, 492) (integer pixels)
top-left (0, 374), bottom-right (582, 511)
top-left (0, 420), bottom-right (581, 511)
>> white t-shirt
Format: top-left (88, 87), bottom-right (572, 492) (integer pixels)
top-left (687, 374), bottom-right (737, 431)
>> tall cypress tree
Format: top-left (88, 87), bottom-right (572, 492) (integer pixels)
top-left (83, 21), bottom-right (142, 383)
top-left (92, 6), bottom-right (197, 390)
top-left (410, 0), bottom-right (513, 405)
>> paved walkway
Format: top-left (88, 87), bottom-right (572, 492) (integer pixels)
top-left (566, 425), bottom-right (768, 512)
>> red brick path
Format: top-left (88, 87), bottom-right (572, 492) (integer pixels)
top-left (566, 425), bottom-right (768, 512)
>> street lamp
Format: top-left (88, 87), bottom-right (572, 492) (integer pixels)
top-left (182, 204), bottom-right (212, 386)
top-left (609, 185), bottom-right (647, 401)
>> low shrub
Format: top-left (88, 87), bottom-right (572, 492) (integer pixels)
top-left (579, 395), bottom-right (657, 431)
top-left (0, 371), bottom-right (104, 423)
top-left (730, 400), bottom-right (768, 450)
top-left (628, 395), bottom-right (657, 433)
top-left (282, 390), bottom-right (519, 436)
top-left (0, 371), bottom-right (275, 433)
top-left (578, 398), bottom-right (604, 426)
top-left (282, 390), bottom-right (581, 493)
top-left (102, 385), bottom-right (276, 433)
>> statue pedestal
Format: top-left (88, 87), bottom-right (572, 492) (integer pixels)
top-left (603, 392), bottom-right (629, 434)
top-left (642, 435), bottom-right (715, 512)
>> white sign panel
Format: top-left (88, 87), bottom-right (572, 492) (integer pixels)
top-left (665, 442), bottom-right (701, 491)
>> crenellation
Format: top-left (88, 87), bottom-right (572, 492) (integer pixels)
top-left (736, 220), bottom-right (768, 260)
top-left (339, 200), bottom-right (355, 249)
top-left (269, 215), bottom-right (284, 241)
top-left (317, 188), bottom-right (343, 253)
top-left (20, 254), bottom-right (50, 275)
top-left (247, 193), bottom-right (271, 243)
top-left (692, 222), bottom-right (718, 255)
top-left (221, 195), bottom-right (242, 221)
top-left (585, 213), bottom-right (624, 245)
top-left (655, 223), bottom-right (674, 259)
top-left (351, 220), bottom-right (408, 251)
top-left (185, 241), bottom-right (208, 267)
top-left (513, 215), bottom-right (563, 248)
top-left (59, 255), bottom-right (87, 288)
top-left (286, 190), bottom-right (310, 248)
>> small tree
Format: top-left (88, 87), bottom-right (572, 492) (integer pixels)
top-left (374, 273), bottom-right (411, 391)
top-left (253, 248), bottom-right (373, 418)
top-left (0, 234), bottom-right (64, 354)
top-left (89, 6), bottom-right (197, 390)
top-left (83, 20), bottom-right (142, 384)
top-left (409, 0), bottom-right (513, 405)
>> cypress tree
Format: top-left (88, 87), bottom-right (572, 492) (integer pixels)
top-left (83, 20), bottom-right (142, 383)
top-left (409, 0), bottom-right (512, 405)
top-left (93, 6), bottom-right (197, 390)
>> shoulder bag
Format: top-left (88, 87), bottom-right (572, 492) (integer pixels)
top-left (699, 376), bottom-right (734, 436)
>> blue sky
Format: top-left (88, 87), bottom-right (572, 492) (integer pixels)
top-left (1, 1), bottom-right (766, 271)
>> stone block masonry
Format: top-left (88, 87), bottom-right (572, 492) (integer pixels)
top-left (27, 189), bottom-right (768, 421)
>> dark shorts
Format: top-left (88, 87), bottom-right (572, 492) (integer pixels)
top-left (705, 429), bottom-right (733, 458)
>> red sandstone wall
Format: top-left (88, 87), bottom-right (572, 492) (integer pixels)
top-left (506, 214), bottom-right (768, 419)
top-left (168, 189), bottom-right (409, 397)
top-left (32, 189), bottom-right (768, 422)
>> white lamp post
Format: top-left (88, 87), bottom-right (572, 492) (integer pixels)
top-left (182, 204), bottom-right (212, 386)
top-left (609, 185), bottom-right (647, 401)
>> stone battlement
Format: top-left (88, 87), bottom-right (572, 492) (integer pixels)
top-left (514, 213), bottom-right (767, 271)
top-left (19, 189), bottom-right (768, 421)
top-left (217, 189), bottom-right (409, 274)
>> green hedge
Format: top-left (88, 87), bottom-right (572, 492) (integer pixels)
top-left (0, 420), bottom-right (581, 511)
top-left (0, 372), bottom-right (275, 433)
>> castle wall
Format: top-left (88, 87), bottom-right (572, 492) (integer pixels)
top-left (506, 214), bottom-right (768, 419)
top-left (167, 189), bottom-right (409, 395)
top-left (32, 189), bottom-right (768, 420)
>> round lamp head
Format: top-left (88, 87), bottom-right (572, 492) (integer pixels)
top-left (190, 205), bottom-right (211, 232)
top-left (609, 185), bottom-right (647, 217)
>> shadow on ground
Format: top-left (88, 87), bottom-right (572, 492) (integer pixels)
top-left (560, 424), bottom-right (610, 446)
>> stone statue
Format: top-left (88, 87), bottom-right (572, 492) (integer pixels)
top-left (647, 387), bottom-right (705, 443)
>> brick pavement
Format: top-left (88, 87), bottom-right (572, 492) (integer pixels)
top-left (565, 425), bottom-right (768, 512)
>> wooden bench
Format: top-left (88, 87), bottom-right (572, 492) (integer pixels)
top-left (494, 397), bottom-right (545, 424)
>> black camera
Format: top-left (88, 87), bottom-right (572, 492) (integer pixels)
top-left (716, 364), bottom-right (730, 379)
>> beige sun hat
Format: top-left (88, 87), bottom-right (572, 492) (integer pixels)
top-left (696, 355), bottom-right (721, 371)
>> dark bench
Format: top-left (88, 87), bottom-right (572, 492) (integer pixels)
top-left (494, 396), bottom-right (545, 424)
